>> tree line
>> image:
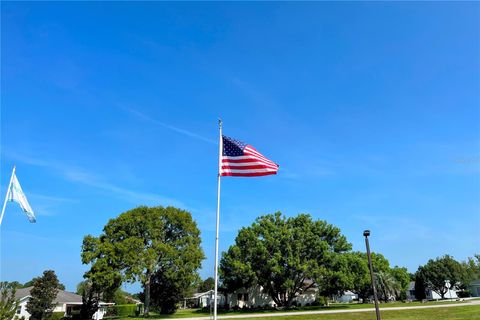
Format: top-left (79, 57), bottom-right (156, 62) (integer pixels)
top-left (1, 206), bottom-right (478, 320)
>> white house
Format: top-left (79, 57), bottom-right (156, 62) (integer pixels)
top-left (405, 281), bottom-right (458, 301)
top-left (225, 283), bottom-right (317, 308)
top-left (14, 287), bottom-right (111, 320)
top-left (334, 291), bottom-right (358, 303)
top-left (185, 290), bottom-right (220, 308)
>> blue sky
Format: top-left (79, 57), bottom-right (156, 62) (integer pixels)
top-left (1, 2), bottom-right (479, 293)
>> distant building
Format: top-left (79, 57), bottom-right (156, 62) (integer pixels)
top-left (13, 287), bottom-right (112, 320)
top-left (225, 282), bottom-right (317, 308)
top-left (185, 290), bottom-right (219, 308)
top-left (334, 291), bottom-right (358, 303)
top-left (469, 279), bottom-right (480, 297)
top-left (405, 281), bottom-right (459, 301)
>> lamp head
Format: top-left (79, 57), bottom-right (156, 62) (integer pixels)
top-left (363, 230), bottom-right (371, 237)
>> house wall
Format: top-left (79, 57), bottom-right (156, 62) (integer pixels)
top-left (427, 289), bottom-right (458, 300)
top-left (228, 286), bottom-right (317, 308)
top-left (336, 293), bottom-right (357, 303)
top-left (16, 299), bottom-right (30, 319)
top-left (228, 287), bottom-right (274, 308)
top-left (469, 280), bottom-right (480, 297)
top-left (14, 299), bottom-right (106, 320)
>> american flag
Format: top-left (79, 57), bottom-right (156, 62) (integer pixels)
top-left (221, 135), bottom-right (279, 177)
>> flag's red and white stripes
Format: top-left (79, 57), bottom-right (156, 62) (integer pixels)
top-left (221, 145), bottom-right (279, 177)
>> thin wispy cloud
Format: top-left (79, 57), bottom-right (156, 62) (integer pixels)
top-left (4, 151), bottom-right (187, 208)
top-left (63, 167), bottom-right (186, 207)
top-left (118, 105), bottom-right (216, 144)
top-left (29, 193), bottom-right (78, 203)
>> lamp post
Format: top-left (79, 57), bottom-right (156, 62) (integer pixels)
top-left (364, 230), bottom-right (381, 320)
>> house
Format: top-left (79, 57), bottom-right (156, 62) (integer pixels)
top-left (469, 279), bottom-right (480, 297)
top-left (406, 281), bottom-right (416, 300)
top-left (184, 290), bottom-right (227, 309)
top-left (14, 287), bottom-right (112, 320)
top-left (334, 291), bottom-right (358, 303)
top-left (225, 283), bottom-right (317, 308)
top-left (405, 281), bottom-right (458, 301)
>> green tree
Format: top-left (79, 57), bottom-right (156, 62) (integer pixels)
top-left (346, 252), bottom-right (391, 302)
top-left (0, 282), bottom-right (20, 320)
top-left (416, 255), bottom-right (465, 299)
top-left (23, 278), bottom-right (65, 291)
top-left (77, 280), bottom-right (100, 320)
top-left (82, 206), bottom-right (204, 316)
top-left (414, 271), bottom-right (427, 300)
top-left (198, 277), bottom-right (215, 293)
top-left (26, 270), bottom-right (60, 320)
top-left (374, 271), bottom-right (400, 302)
top-left (459, 254), bottom-right (479, 290)
top-left (220, 213), bottom-right (351, 307)
top-left (390, 266), bottom-right (410, 300)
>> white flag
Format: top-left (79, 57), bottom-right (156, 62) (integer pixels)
top-left (8, 173), bottom-right (36, 223)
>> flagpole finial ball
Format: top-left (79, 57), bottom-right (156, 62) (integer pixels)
top-left (363, 230), bottom-right (371, 237)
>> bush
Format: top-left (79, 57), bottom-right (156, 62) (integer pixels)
top-left (316, 296), bottom-right (328, 306)
top-left (46, 312), bottom-right (64, 320)
top-left (107, 304), bottom-right (137, 317)
top-left (457, 290), bottom-right (471, 298)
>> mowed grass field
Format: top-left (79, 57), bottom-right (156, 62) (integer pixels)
top-left (139, 300), bottom-right (475, 318)
top-left (117, 302), bottom-right (480, 320)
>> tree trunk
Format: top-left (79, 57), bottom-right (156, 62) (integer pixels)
top-left (144, 274), bottom-right (151, 316)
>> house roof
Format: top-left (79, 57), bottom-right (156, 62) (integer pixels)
top-left (15, 287), bottom-right (83, 304)
top-left (192, 290), bottom-right (214, 298)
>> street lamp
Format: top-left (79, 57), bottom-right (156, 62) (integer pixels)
top-left (364, 230), bottom-right (381, 320)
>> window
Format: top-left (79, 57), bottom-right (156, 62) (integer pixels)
top-left (16, 306), bottom-right (21, 315)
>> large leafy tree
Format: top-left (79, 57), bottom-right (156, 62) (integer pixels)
top-left (81, 206), bottom-right (204, 316)
top-left (346, 252), bottom-right (391, 302)
top-left (220, 212), bottom-right (351, 307)
top-left (416, 255), bottom-right (465, 299)
top-left (26, 270), bottom-right (60, 320)
top-left (390, 266), bottom-right (410, 300)
top-left (374, 271), bottom-right (400, 301)
top-left (198, 277), bottom-right (215, 293)
top-left (0, 282), bottom-right (20, 320)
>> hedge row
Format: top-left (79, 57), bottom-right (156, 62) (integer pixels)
top-left (106, 304), bottom-right (139, 317)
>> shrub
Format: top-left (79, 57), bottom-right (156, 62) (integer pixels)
top-left (316, 296), bottom-right (328, 306)
top-left (46, 311), bottom-right (64, 320)
top-left (108, 304), bottom-right (137, 317)
top-left (457, 290), bottom-right (471, 298)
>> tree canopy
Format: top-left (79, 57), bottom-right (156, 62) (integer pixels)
top-left (198, 277), bottom-right (215, 293)
top-left (0, 282), bottom-right (20, 320)
top-left (26, 270), bottom-right (60, 320)
top-left (220, 212), bottom-right (351, 307)
top-left (416, 255), bottom-right (467, 299)
top-left (81, 206), bottom-right (204, 315)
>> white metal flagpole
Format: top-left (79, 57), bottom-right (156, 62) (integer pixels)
top-left (213, 119), bottom-right (223, 320)
top-left (0, 165), bottom-right (16, 227)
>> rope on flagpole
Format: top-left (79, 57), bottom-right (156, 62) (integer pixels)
top-left (0, 165), bottom-right (16, 227)
top-left (213, 119), bottom-right (222, 320)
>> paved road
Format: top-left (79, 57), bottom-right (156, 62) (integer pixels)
top-left (179, 300), bottom-right (480, 320)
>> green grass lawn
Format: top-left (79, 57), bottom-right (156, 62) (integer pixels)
top-left (244, 305), bottom-right (480, 320)
top-left (138, 300), bottom-right (472, 318)
top-left (114, 301), bottom-right (479, 320)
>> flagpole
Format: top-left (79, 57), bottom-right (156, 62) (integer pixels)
top-left (213, 119), bottom-right (222, 320)
top-left (0, 165), bottom-right (16, 227)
